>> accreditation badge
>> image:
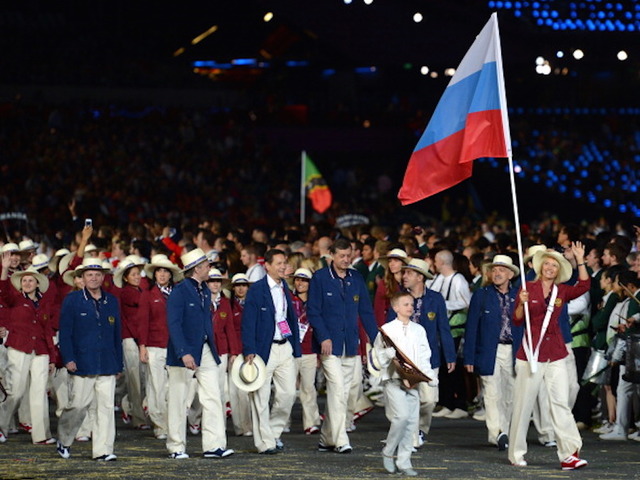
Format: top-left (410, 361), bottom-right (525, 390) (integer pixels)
top-left (427, 311), bottom-right (436, 321)
top-left (554, 298), bottom-right (563, 307)
top-left (353, 295), bottom-right (359, 303)
top-left (108, 316), bottom-right (115, 325)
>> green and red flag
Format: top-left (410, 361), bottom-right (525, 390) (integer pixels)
top-left (301, 151), bottom-right (332, 215)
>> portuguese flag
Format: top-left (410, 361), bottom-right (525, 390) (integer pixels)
top-left (302, 151), bottom-right (332, 214)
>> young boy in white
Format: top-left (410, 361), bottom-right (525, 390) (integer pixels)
top-left (373, 292), bottom-right (438, 476)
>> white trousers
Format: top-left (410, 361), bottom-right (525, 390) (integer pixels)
top-left (50, 368), bottom-right (93, 437)
top-left (229, 362), bottom-right (252, 436)
top-left (481, 344), bottom-right (514, 444)
top-left (166, 344), bottom-right (226, 454)
top-left (249, 342), bottom-right (296, 452)
top-left (0, 348), bottom-right (50, 442)
top-left (146, 347), bottom-right (168, 437)
top-left (295, 354), bottom-right (321, 430)
top-left (320, 354), bottom-right (357, 448)
top-left (382, 379), bottom-right (420, 470)
top-left (347, 358), bottom-right (373, 424)
top-left (611, 365), bottom-right (640, 434)
top-left (509, 359), bottom-right (582, 465)
top-left (122, 338), bottom-right (146, 426)
top-left (57, 374), bottom-right (116, 458)
top-left (417, 374), bottom-right (439, 435)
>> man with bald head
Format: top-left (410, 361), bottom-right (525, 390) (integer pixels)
top-left (429, 249), bottom-right (471, 419)
top-left (317, 237), bottom-right (333, 268)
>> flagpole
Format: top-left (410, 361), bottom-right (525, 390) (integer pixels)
top-left (507, 153), bottom-right (535, 372)
top-left (300, 150), bottom-right (306, 225)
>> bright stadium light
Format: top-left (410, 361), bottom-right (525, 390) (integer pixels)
top-left (573, 49), bottom-right (584, 60)
top-left (413, 13), bottom-right (423, 23)
top-left (263, 12), bottom-right (274, 22)
top-left (556, 50), bottom-right (564, 58)
top-left (618, 50), bottom-right (628, 61)
top-left (536, 56), bottom-right (545, 65)
top-left (444, 68), bottom-right (456, 76)
top-left (364, 0), bottom-right (373, 4)
top-left (420, 66), bottom-right (429, 75)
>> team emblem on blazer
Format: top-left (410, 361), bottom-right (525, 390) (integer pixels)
top-left (108, 316), bottom-right (115, 325)
top-left (220, 311), bottom-right (227, 318)
top-left (43, 314), bottom-right (48, 320)
top-left (554, 298), bottom-right (563, 307)
top-left (353, 295), bottom-right (359, 302)
top-left (427, 311), bottom-right (436, 321)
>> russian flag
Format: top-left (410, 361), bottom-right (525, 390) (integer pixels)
top-left (398, 13), bottom-right (511, 206)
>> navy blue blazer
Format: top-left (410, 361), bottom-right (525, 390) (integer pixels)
top-left (385, 288), bottom-right (455, 369)
top-left (463, 284), bottom-right (523, 376)
top-left (166, 278), bottom-right (220, 367)
top-left (308, 266), bottom-right (378, 356)
top-left (59, 288), bottom-right (123, 376)
top-left (242, 275), bottom-right (301, 363)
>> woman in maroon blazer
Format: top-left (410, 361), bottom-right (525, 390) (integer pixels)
top-left (138, 254), bottom-right (183, 440)
top-left (114, 258), bottom-right (148, 429)
top-left (0, 253), bottom-right (56, 444)
top-left (228, 273), bottom-right (252, 436)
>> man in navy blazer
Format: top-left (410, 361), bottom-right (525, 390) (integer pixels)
top-left (242, 248), bottom-right (300, 454)
top-left (57, 258), bottom-right (123, 461)
top-left (165, 248), bottom-right (233, 460)
top-left (389, 258), bottom-right (456, 445)
top-left (307, 238), bottom-right (378, 454)
top-left (463, 255), bottom-right (522, 452)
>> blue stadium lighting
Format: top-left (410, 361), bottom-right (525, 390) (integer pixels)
top-left (193, 60), bottom-right (232, 69)
top-left (532, 175), bottom-right (540, 183)
top-left (573, 190), bottom-right (582, 198)
top-left (559, 185), bottom-right (567, 193)
top-left (285, 61), bottom-right (310, 67)
top-left (322, 69), bottom-right (336, 77)
top-left (232, 58), bottom-right (257, 66)
top-left (603, 199), bottom-right (612, 207)
top-left (354, 66), bottom-right (377, 75)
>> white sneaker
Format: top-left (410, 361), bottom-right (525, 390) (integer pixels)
top-left (599, 429), bottom-right (627, 441)
top-left (0, 432), bottom-right (6, 444)
top-left (444, 408), bottom-right (468, 419)
top-left (432, 407), bottom-right (452, 418)
top-left (169, 452), bottom-right (189, 459)
top-left (472, 408), bottom-right (486, 421)
top-left (188, 424), bottom-right (200, 435)
top-left (593, 422), bottom-right (613, 434)
top-left (346, 421), bottom-right (356, 433)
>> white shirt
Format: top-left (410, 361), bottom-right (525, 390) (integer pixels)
top-left (428, 272), bottom-right (471, 315)
top-left (373, 319), bottom-right (437, 385)
top-left (267, 274), bottom-right (287, 341)
top-left (607, 297), bottom-right (630, 344)
top-left (246, 263), bottom-right (266, 283)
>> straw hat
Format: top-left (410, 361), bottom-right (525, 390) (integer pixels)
top-left (11, 267), bottom-right (49, 293)
top-left (292, 268), bottom-right (313, 280)
top-left (207, 268), bottom-right (230, 288)
top-left (532, 249), bottom-right (573, 285)
top-left (114, 259), bottom-right (145, 288)
top-left (381, 248), bottom-right (409, 264)
top-left (58, 252), bottom-right (75, 275)
top-left (125, 254), bottom-right (146, 265)
top-left (62, 265), bottom-right (84, 287)
top-left (231, 273), bottom-right (250, 285)
top-left (78, 257), bottom-right (112, 273)
top-left (18, 239), bottom-right (38, 252)
top-left (102, 260), bottom-right (114, 274)
top-left (181, 248), bottom-right (208, 272)
top-left (401, 258), bottom-right (434, 280)
top-left (1, 243), bottom-right (19, 254)
top-left (31, 253), bottom-right (50, 271)
top-left (144, 254), bottom-right (183, 283)
top-left (84, 244), bottom-right (98, 255)
top-left (230, 355), bottom-right (268, 392)
top-left (482, 254), bottom-right (520, 276)
top-left (524, 244), bottom-right (547, 264)
top-left (366, 343), bottom-right (383, 377)
top-left (49, 248), bottom-right (70, 272)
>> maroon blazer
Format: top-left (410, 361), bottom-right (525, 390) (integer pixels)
top-left (0, 279), bottom-right (56, 358)
top-left (120, 284), bottom-right (142, 340)
top-left (213, 297), bottom-right (241, 356)
top-left (138, 286), bottom-right (169, 348)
